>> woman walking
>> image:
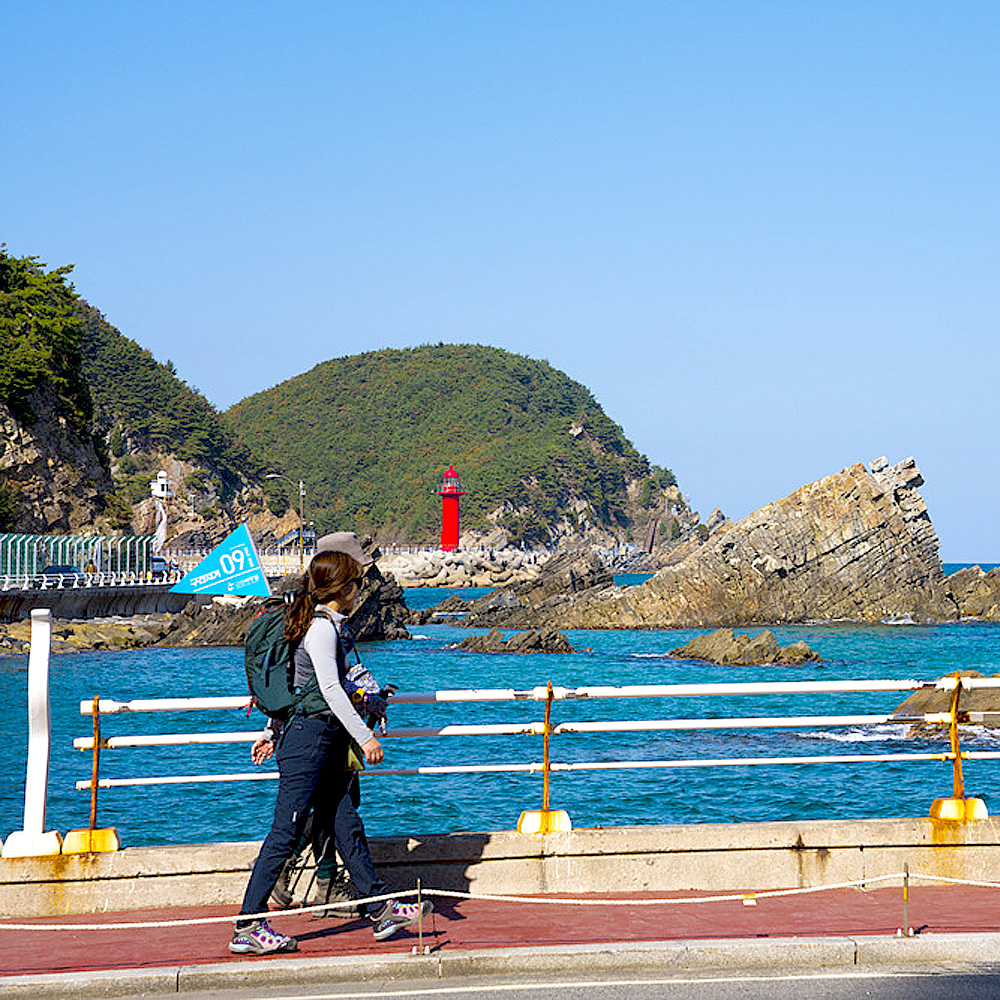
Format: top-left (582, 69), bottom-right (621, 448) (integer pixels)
top-left (230, 535), bottom-right (431, 955)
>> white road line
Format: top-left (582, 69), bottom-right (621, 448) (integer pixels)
top-left (250, 970), bottom-right (946, 1000)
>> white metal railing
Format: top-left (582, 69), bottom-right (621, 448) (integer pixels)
top-left (67, 677), bottom-right (1000, 821)
top-left (3, 609), bottom-right (996, 859)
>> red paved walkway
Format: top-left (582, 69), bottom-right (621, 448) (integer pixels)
top-left (3, 886), bottom-right (1000, 979)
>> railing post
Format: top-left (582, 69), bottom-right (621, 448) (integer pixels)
top-left (516, 679), bottom-right (572, 836)
top-left (89, 695), bottom-right (101, 831)
top-left (63, 695), bottom-right (121, 854)
top-left (2, 609), bottom-right (63, 857)
top-left (930, 676), bottom-right (988, 821)
top-left (542, 679), bottom-right (552, 813)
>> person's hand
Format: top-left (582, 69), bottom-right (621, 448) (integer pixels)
top-left (251, 738), bottom-right (275, 764)
top-left (362, 736), bottom-right (383, 766)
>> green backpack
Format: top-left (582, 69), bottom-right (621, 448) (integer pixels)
top-left (244, 599), bottom-right (327, 719)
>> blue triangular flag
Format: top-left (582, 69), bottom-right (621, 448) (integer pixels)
top-left (170, 524), bottom-right (272, 597)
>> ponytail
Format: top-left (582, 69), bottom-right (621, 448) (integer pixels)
top-left (284, 549), bottom-right (362, 641)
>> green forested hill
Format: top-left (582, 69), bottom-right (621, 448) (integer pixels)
top-left (77, 302), bottom-right (259, 493)
top-left (226, 345), bottom-right (670, 544)
top-left (0, 249), bottom-right (93, 434)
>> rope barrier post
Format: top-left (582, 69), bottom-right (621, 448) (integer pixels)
top-left (930, 677), bottom-right (989, 822)
top-left (516, 680), bottom-right (572, 836)
top-left (895, 862), bottom-right (913, 936)
top-left (410, 877), bottom-right (429, 955)
top-left (63, 696), bottom-right (120, 854)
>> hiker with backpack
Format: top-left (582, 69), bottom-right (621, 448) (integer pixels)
top-left (230, 532), bottom-right (432, 956)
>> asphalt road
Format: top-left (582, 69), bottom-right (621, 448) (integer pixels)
top-left (95, 967), bottom-right (1000, 1000)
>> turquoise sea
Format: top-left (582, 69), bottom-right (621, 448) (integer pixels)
top-left (2, 569), bottom-right (998, 848)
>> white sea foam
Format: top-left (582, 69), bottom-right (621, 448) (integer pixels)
top-left (631, 653), bottom-right (672, 659)
top-left (800, 725), bottom-right (912, 743)
top-left (800, 723), bottom-right (1000, 744)
top-left (411, 634), bottom-right (434, 640)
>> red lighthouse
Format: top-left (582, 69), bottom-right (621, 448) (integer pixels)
top-left (436, 465), bottom-right (466, 551)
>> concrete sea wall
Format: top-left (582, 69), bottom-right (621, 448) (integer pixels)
top-left (0, 586), bottom-right (200, 624)
top-left (4, 818), bottom-right (1000, 916)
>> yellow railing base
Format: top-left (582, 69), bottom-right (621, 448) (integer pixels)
top-left (62, 828), bottom-right (121, 854)
top-left (517, 809), bottom-right (572, 835)
top-left (1, 830), bottom-right (63, 858)
top-left (929, 797), bottom-right (989, 821)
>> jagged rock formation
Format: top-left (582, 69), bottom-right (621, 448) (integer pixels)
top-left (0, 393), bottom-right (112, 532)
top-left (947, 566), bottom-right (1000, 622)
top-left (670, 628), bottom-right (821, 666)
top-left (452, 627), bottom-right (575, 654)
top-left (442, 547), bottom-right (613, 629)
top-left (449, 458), bottom-right (956, 629)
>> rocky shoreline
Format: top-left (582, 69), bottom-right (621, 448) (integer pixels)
top-left (3, 456), bottom-right (999, 657)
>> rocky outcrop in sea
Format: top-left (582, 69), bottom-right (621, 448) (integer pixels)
top-left (947, 566), bottom-right (1000, 622)
top-left (424, 547), bottom-right (613, 629)
top-left (452, 627), bottom-right (575, 654)
top-left (669, 628), bottom-right (821, 666)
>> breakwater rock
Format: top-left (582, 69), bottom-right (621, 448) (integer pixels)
top-left (891, 670), bottom-right (1000, 737)
top-left (157, 561), bottom-right (410, 645)
top-left (670, 628), bottom-right (820, 666)
top-left (452, 627), bottom-right (575, 654)
top-left (448, 457), bottom-right (956, 629)
top-left (377, 547), bottom-right (550, 588)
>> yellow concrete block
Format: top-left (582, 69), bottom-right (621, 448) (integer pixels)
top-left (516, 809), bottom-right (572, 835)
top-left (62, 828), bottom-right (121, 854)
top-left (929, 797), bottom-right (989, 821)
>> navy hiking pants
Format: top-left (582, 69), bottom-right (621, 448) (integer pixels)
top-left (238, 715), bottom-right (385, 923)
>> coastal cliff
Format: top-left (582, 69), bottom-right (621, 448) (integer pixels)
top-left (0, 393), bottom-right (111, 532)
top-left (453, 457), bottom-right (959, 628)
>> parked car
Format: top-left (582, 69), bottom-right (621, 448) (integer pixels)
top-left (150, 556), bottom-right (178, 580)
top-left (33, 564), bottom-right (83, 588)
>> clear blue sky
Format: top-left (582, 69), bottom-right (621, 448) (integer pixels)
top-left (4, 1), bottom-right (998, 561)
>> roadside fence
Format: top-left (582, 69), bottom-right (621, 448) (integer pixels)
top-left (0, 569), bottom-right (183, 592)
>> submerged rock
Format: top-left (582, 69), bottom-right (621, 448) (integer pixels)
top-left (669, 628), bottom-right (821, 666)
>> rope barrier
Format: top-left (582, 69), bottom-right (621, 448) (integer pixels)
top-left (0, 871), bottom-right (962, 932)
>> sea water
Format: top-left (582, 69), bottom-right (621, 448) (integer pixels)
top-left (2, 574), bottom-right (998, 848)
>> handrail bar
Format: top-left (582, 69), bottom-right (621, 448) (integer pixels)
top-left (76, 750), bottom-right (963, 790)
top-left (73, 713), bottom-right (935, 750)
top-left (82, 677), bottom-right (998, 716)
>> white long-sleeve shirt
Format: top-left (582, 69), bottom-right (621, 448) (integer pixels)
top-left (291, 605), bottom-right (374, 747)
